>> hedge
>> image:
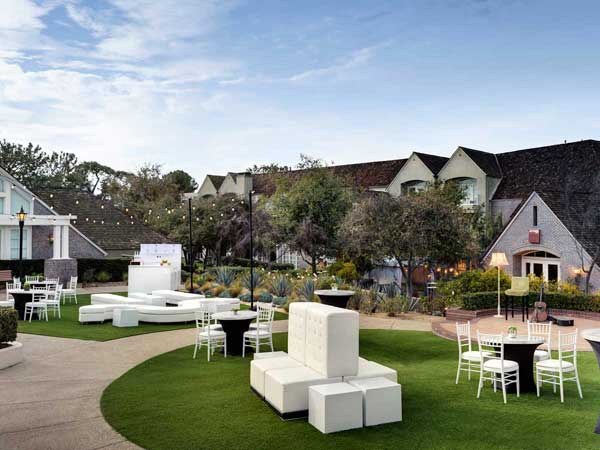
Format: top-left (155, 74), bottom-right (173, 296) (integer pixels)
top-left (0, 308), bottom-right (18, 344)
top-left (77, 258), bottom-right (130, 282)
top-left (460, 291), bottom-right (600, 313)
top-left (0, 259), bottom-right (45, 277)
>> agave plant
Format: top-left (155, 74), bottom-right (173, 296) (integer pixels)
top-left (298, 278), bottom-right (316, 301)
top-left (270, 274), bottom-right (292, 297)
top-left (215, 266), bottom-right (236, 287)
top-left (240, 270), bottom-right (263, 290)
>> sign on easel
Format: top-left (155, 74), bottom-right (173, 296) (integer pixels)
top-left (139, 244), bottom-right (182, 269)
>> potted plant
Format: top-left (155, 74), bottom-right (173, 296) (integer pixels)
top-left (23, 282), bottom-right (30, 291)
top-left (507, 326), bottom-right (518, 339)
top-left (0, 308), bottom-right (23, 370)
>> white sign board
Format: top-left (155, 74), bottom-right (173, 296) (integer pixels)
top-left (139, 244), bottom-right (182, 269)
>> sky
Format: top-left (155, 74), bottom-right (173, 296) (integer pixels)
top-left (1, 0), bottom-right (600, 182)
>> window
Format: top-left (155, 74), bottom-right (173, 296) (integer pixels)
top-left (533, 206), bottom-right (538, 226)
top-left (0, 198), bottom-right (4, 214)
top-left (452, 178), bottom-right (477, 205)
top-left (11, 189), bottom-right (30, 215)
top-left (10, 228), bottom-right (28, 259)
top-left (401, 180), bottom-right (427, 195)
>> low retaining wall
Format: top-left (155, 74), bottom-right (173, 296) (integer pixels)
top-left (0, 341), bottom-right (23, 370)
top-left (447, 307), bottom-right (600, 322)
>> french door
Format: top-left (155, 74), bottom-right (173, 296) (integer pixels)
top-left (522, 256), bottom-right (560, 282)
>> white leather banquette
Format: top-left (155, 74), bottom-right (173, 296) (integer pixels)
top-left (251, 302), bottom-right (393, 418)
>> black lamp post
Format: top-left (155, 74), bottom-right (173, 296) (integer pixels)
top-left (188, 197), bottom-right (194, 293)
top-left (248, 190), bottom-right (255, 310)
top-left (17, 207), bottom-right (27, 282)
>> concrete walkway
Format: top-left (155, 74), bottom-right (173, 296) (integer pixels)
top-left (0, 314), bottom-right (433, 450)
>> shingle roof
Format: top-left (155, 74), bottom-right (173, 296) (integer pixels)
top-left (460, 146), bottom-right (502, 178)
top-left (35, 189), bottom-right (171, 252)
top-left (252, 158), bottom-right (408, 195)
top-left (413, 152), bottom-right (449, 175)
top-left (207, 175), bottom-right (225, 190)
top-left (493, 140), bottom-right (600, 199)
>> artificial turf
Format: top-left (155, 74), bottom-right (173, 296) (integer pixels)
top-left (18, 293), bottom-right (287, 341)
top-left (101, 330), bottom-right (600, 450)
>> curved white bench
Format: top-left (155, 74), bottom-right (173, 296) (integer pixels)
top-left (80, 294), bottom-right (239, 324)
top-left (91, 294), bottom-right (145, 306)
top-left (151, 290), bottom-right (204, 305)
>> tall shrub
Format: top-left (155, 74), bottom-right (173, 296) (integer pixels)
top-left (0, 309), bottom-right (18, 345)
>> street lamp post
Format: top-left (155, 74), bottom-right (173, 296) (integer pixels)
top-left (17, 207), bottom-right (27, 282)
top-left (188, 197), bottom-right (194, 293)
top-left (249, 190), bottom-right (255, 311)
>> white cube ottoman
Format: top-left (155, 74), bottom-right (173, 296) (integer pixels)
top-left (112, 307), bottom-right (139, 327)
top-left (253, 351), bottom-right (288, 360)
top-left (264, 366), bottom-right (340, 417)
top-left (348, 377), bottom-right (402, 426)
top-left (309, 383), bottom-right (363, 434)
top-left (250, 356), bottom-right (302, 397)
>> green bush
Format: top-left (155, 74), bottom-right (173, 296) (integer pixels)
top-left (0, 259), bottom-right (45, 277)
top-left (336, 262), bottom-right (359, 282)
top-left (460, 291), bottom-right (600, 312)
top-left (78, 259), bottom-right (129, 282)
top-left (0, 308), bottom-right (18, 344)
top-left (95, 271), bottom-right (112, 283)
top-left (82, 268), bottom-right (96, 284)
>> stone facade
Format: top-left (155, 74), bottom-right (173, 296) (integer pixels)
top-left (483, 193), bottom-right (600, 292)
top-left (44, 258), bottom-right (77, 284)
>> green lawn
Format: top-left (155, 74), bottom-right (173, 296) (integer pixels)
top-left (101, 331), bottom-right (600, 450)
top-left (18, 293), bottom-right (287, 341)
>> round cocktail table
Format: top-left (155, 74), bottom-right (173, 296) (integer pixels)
top-left (314, 290), bottom-right (355, 309)
top-left (495, 335), bottom-right (543, 393)
top-left (582, 329), bottom-right (600, 434)
top-left (212, 310), bottom-right (257, 356)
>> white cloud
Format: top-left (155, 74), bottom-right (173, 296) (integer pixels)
top-left (287, 45), bottom-right (378, 82)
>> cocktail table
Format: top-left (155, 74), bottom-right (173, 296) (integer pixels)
top-left (212, 310), bottom-right (257, 356)
top-left (496, 335), bottom-right (543, 393)
top-left (314, 290), bottom-right (355, 309)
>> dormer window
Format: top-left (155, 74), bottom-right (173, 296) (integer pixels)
top-left (453, 177), bottom-right (477, 206)
top-left (533, 205), bottom-right (538, 226)
top-left (401, 180), bottom-right (427, 195)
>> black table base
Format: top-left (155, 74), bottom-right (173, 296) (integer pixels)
top-left (11, 292), bottom-right (34, 320)
top-left (494, 342), bottom-right (541, 393)
top-left (217, 318), bottom-right (254, 356)
top-left (586, 340), bottom-right (600, 434)
top-left (316, 294), bottom-right (353, 309)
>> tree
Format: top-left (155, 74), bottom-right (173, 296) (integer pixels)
top-left (272, 169), bottom-right (354, 272)
top-left (340, 184), bottom-right (479, 298)
top-left (246, 163), bottom-right (291, 174)
top-left (164, 170), bottom-right (198, 193)
top-left (74, 161), bottom-right (119, 194)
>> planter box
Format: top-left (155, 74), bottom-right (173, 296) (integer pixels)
top-left (446, 308), bottom-right (497, 322)
top-left (0, 341), bottom-right (23, 370)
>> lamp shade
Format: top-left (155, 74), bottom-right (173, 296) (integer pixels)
top-left (16, 206), bottom-right (27, 223)
top-left (490, 252), bottom-right (509, 267)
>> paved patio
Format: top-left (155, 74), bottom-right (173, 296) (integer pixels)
top-left (434, 314), bottom-right (600, 351)
top-left (0, 313), bottom-right (433, 450)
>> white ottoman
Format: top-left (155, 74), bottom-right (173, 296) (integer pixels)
top-left (79, 305), bottom-right (109, 323)
top-left (309, 383), bottom-right (363, 434)
top-left (112, 307), bottom-right (139, 327)
top-left (348, 377), bottom-right (402, 426)
top-left (250, 356), bottom-right (302, 397)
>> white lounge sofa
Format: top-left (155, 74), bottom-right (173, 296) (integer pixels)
top-left (80, 293), bottom-right (239, 324)
top-left (90, 294), bottom-right (146, 306)
top-left (252, 303), bottom-right (360, 418)
top-left (128, 292), bottom-right (166, 306)
top-left (151, 290), bottom-right (204, 305)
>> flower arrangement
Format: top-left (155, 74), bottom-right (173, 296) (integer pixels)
top-left (507, 326), bottom-right (518, 338)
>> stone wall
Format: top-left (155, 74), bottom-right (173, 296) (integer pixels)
top-left (44, 258), bottom-right (77, 285)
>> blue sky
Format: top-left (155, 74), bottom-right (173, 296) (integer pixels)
top-left (1, 1), bottom-right (599, 181)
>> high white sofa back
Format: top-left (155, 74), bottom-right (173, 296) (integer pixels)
top-left (288, 302), bottom-right (310, 364)
top-left (304, 303), bottom-right (359, 378)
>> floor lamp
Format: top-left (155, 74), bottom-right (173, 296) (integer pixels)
top-left (490, 252), bottom-right (509, 318)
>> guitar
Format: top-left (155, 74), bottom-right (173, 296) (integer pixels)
top-left (532, 283), bottom-right (548, 322)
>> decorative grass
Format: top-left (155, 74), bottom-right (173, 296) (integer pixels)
top-left (17, 293), bottom-right (286, 341)
top-left (101, 331), bottom-right (600, 450)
